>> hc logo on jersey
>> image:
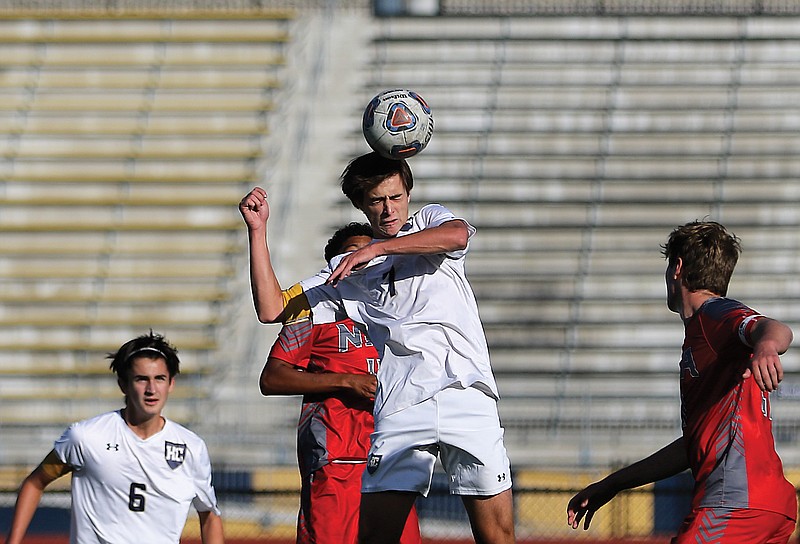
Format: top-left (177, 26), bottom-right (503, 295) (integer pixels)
top-left (367, 454), bottom-right (382, 475)
top-left (165, 442), bottom-right (187, 470)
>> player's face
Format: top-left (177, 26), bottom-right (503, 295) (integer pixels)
top-left (120, 356), bottom-right (175, 422)
top-left (340, 235), bottom-right (372, 254)
top-left (359, 174), bottom-right (410, 239)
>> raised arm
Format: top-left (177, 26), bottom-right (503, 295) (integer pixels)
top-left (6, 450), bottom-right (71, 544)
top-left (567, 437), bottom-right (689, 531)
top-left (239, 187), bottom-right (285, 323)
top-left (746, 317), bottom-right (793, 392)
top-left (328, 219), bottom-right (468, 286)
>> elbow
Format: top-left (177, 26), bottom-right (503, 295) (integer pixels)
top-left (259, 368), bottom-right (273, 396)
top-left (259, 360), bottom-right (284, 396)
top-left (259, 374), bottom-right (273, 396)
top-left (256, 315), bottom-right (276, 325)
top-left (255, 308), bottom-right (283, 325)
top-left (454, 230), bottom-right (469, 251)
top-left (450, 223), bottom-right (469, 251)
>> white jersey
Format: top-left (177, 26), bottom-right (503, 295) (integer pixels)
top-left (54, 410), bottom-right (220, 544)
top-left (302, 204), bottom-right (499, 420)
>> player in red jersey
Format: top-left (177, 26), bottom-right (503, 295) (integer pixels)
top-left (259, 223), bottom-right (421, 544)
top-left (567, 220), bottom-right (796, 544)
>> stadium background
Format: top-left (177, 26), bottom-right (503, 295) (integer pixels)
top-left (1, 0), bottom-right (800, 541)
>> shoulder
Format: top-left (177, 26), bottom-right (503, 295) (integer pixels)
top-left (414, 203), bottom-right (453, 224)
top-left (412, 204), bottom-right (475, 236)
top-left (56, 411), bottom-right (121, 462)
top-left (701, 297), bottom-right (756, 322)
top-left (164, 419), bottom-right (206, 445)
top-left (697, 298), bottom-right (765, 344)
top-left (67, 410), bottom-right (121, 438)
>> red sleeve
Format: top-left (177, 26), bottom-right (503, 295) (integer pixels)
top-left (267, 319), bottom-right (314, 370)
top-left (737, 313), bottom-right (764, 347)
top-left (700, 298), bottom-right (763, 351)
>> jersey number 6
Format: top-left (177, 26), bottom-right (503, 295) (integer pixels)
top-left (129, 483), bottom-right (146, 512)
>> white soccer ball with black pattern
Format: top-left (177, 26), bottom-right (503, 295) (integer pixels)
top-left (362, 89), bottom-right (434, 160)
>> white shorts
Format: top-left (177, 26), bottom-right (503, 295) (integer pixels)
top-left (362, 385), bottom-right (512, 497)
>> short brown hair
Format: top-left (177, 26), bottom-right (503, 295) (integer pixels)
top-left (340, 152), bottom-right (413, 209)
top-left (108, 331), bottom-right (180, 384)
top-left (661, 220), bottom-right (741, 296)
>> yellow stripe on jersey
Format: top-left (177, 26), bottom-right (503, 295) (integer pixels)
top-left (39, 449), bottom-right (72, 480)
top-left (282, 283), bottom-right (312, 324)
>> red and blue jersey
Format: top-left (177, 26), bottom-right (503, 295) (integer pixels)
top-left (269, 318), bottom-right (378, 474)
top-left (679, 297), bottom-right (795, 519)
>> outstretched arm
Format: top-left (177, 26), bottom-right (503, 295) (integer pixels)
top-left (745, 317), bottom-right (793, 393)
top-left (567, 437), bottom-right (688, 531)
top-left (239, 187), bottom-right (285, 323)
top-left (6, 450), bottom-right (71, 544)
top-left (260, 358), bottom-right (376, 400)
top-left (328, 219), bottom-right (469, 286)
top-left (199, 510), bottom-right (225, 544)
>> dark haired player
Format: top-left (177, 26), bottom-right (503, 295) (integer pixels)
top-left (568, 221), bottom-right (796, 543)
top-left (240, 151), bottom-right (515, 544)
top-left (259, 223), bottom-right (421, 544)
top-left (5, 331), bottom-right (224, 544)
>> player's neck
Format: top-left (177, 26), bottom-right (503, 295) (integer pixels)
top-left (121, 407), bottom-right (166, 439)
top-left (681, 289), bottom-right (719, 321)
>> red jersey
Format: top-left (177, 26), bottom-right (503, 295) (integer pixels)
top-left (679, 297), bottom-right (796, 519)
top-left (269, 318), bottom-right (379, 473)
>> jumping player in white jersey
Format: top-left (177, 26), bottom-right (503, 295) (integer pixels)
top-left (5, 331), bottom-right (224, 544)
top-left (239, 152), bottom-right (515, 544)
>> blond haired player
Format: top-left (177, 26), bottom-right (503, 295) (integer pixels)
top-left (567, 221), bottom-right (795, 543)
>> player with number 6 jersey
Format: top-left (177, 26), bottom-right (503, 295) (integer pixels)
top-left (4, 332), bottom-right (223, 544)
top-left (54, 410), bottom-right (219, 542)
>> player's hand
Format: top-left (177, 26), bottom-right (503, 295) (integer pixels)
top-left (327, 244), bottom-right (379, 287)
top-left (745, 344), bottom-right (784, 393)
top-left (239, 187), bottom-right (269, 230)
top-left (566, 481), bottom-right (617, 531)
top-left (745, 318), bottom-right (792, 392)
top-left (346, 374), bottom-right (377, 399)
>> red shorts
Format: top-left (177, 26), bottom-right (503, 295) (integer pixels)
top-left (298, 461), bottom-right (421, 544)
top-left (672, 508), bottom-right (795, 544)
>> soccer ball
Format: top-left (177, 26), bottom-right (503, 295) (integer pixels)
top-left (362, 89), bottom-right (434, 160)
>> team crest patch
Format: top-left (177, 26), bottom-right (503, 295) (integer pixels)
top-left (367, 454), bottom-right (382, 475)
top-left (165, 442), bottom-right (187, 469)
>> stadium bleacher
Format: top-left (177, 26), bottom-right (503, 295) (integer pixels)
top-left (0, 10), bottom-right (294, 461)
top-left (339, 12), bottom-right (800, 467)
top-left (1, 2), bottom-right (800, 540)
top-left (2, 2), bottom-right (799, 472)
